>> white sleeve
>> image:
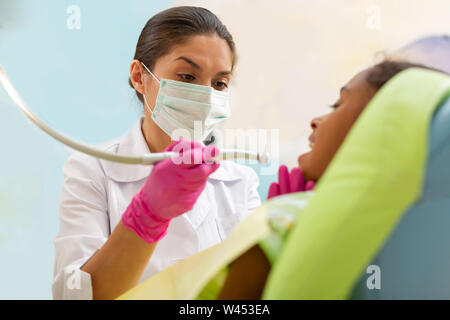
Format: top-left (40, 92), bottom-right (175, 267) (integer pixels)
top-left (52, 152), bottom-right (110, 300)
top-left (246, 167), bottom-right (262, 213)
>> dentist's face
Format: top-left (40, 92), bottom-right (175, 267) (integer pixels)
top-left (131, 33), bottom-right (233, 111)
top-left (298, 69), bottom-right (377, 181)
top-left (129, 34), bottom-right (233, 152)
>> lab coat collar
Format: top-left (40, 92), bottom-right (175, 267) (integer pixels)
top-left (101, 118), bottom-right (152, 182)
top-left (102, 117), bottom-right (242, 183)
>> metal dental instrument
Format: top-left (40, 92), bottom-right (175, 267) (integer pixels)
top-left (0, 66), bottom-right (270, 165)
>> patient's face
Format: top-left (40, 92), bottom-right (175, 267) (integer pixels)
top-left (298, 69), bottom-right (377, 181)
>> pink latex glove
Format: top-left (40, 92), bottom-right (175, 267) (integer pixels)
top-left (122, 140), bottom-right (220, 243)
top-left (267, 165), bottom-right (315, 200)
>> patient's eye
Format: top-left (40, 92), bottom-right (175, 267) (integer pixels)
top-left (329, 103), bottom-right (340, 109)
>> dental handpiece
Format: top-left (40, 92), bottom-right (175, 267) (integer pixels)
top-left (0, 65), bottom-right (270, 166)
top-left (140, 150), bottom-right (270, 165)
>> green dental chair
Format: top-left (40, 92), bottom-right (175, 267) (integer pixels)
top-left (350, 90), bottom-right (450, 299)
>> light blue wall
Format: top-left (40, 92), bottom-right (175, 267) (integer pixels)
top-left (0, 0), bottom-right (171, 299)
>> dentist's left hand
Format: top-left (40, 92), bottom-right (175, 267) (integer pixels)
top-left (122, 139), bottom-right (220, 244)
top-left (267, 165), bottom-right (315, 200)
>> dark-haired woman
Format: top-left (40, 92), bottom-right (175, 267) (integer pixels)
top-left (52, 6), bottom-right (261, 300)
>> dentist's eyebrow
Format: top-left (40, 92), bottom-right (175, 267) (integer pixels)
top-left (174, 56), bottom-right (201, 70)
top-left (216, 70), bottom-right (232, 76)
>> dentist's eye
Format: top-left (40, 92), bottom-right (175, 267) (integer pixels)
top-left (214, 81), bottom-right (229, 90)
top-left (178, 74), bottom-right (195, 81)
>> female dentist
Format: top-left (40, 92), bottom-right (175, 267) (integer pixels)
top-left (52, 6), bottom-right (261, 300)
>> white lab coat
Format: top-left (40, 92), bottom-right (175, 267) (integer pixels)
top-left (52, 117), bottom-right (261, 299)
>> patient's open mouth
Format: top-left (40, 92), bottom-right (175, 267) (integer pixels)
top-left (308, 134), bottom-right (315, 149)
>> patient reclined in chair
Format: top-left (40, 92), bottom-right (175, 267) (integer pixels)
top-left (119, 67), bottom-right (450, 300)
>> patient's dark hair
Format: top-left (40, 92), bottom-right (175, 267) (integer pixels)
top-left (129, 6), bottom-right (236, 103)
top-left (366, 60), bottom-right (444, 90)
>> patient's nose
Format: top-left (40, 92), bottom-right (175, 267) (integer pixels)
top-left (310, 116), bottom-right (323, 130)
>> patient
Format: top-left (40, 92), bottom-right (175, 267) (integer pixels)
top-left (216, 59), bottom-right (444, 299)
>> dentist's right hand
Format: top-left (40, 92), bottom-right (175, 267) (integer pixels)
top-left (122, 139), bottom-right (220, 244)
